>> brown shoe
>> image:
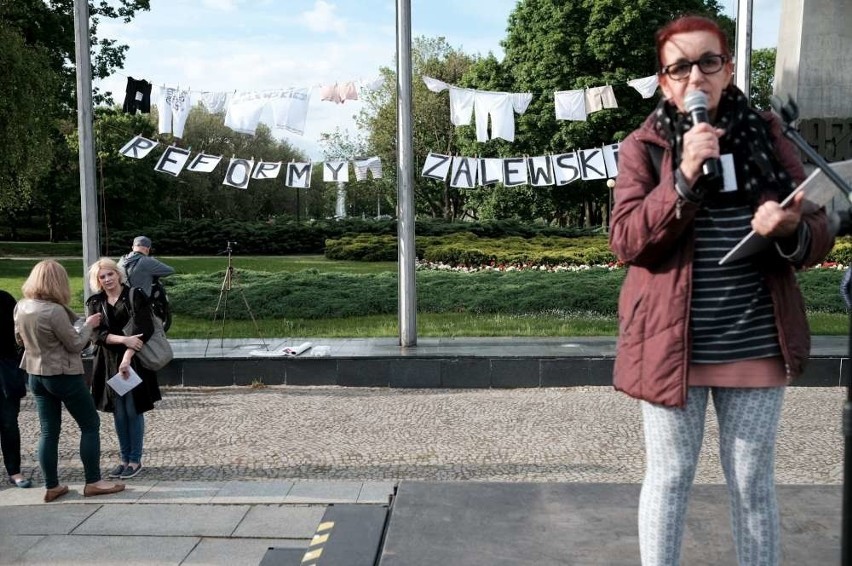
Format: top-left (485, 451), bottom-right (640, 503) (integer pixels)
top-left (83, 482), bottom-right (125, 497)
top-left (44, 485), bottom-right (69, 503)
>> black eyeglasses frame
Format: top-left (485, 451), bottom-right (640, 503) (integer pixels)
top-left (660, 54), bottom-right (729, 81)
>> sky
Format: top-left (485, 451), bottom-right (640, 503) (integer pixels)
top-left (94, 0), bottom-right (782, 160)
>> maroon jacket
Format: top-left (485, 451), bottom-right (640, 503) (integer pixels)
top-left (609, 112), bottom-right (834, 407)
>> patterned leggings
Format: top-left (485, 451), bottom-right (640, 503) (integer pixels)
top-left (639, 386), bottom-right (785, 566)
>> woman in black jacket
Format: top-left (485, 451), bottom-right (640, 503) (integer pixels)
top-left (85, 258), bottom-right (161, 482)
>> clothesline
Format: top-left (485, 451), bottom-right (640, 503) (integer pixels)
top-left (421, 75), bottom-right (660, 100)
top-left (107, 70), bottom-right (383, 96)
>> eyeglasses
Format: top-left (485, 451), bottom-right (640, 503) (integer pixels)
top-left (661, 54), bottom-right (728, 81)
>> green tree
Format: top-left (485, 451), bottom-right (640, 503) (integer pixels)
top-left (0, 0), bottom-right (151, 240)
top-left (354, 36), bottom-right (479, 220)
top-left (483, 0), bottom-right (728, 227)
top-left (750, 47), bottom-right (776, 111)
top-left (0, 24), bottom-right (61, 236)
top-left (89, 105), bottom-right (310, 238)
top-left (353, 1), bottom-right (733, 227)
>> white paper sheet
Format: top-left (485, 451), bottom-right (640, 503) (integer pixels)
top-left (106, 367), bottom-right (143, 396)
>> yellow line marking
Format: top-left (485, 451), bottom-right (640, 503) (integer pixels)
top-left (302, 548), bottom-right (323, 562)
top-left (311, 533), bottom-right (330, 545)
top-left (317, 521), bottom-right (335, 531)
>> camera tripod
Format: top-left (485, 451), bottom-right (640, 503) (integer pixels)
top-left (204, 241), bottom-right (268, 356)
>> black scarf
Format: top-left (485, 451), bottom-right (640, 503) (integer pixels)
top-left (653, 84), bottom-right (797, 206)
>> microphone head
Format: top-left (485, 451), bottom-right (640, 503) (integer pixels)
top-left (684, 90), bottom-right (709, 112)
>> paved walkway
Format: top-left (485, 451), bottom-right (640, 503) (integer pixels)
top-left (0, 382), bottom-right (845, 563)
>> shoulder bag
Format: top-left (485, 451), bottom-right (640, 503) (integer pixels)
top-left (122, 287), bottom-right (173, 371)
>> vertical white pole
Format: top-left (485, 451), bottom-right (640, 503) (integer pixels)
top-left (396, 0), bottom-right (417, 347)
top-left (734, 0), bottom-right (754, 99)
top-left (73, 0), bottom-right (99, 298)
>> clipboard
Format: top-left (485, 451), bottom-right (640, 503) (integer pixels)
top-left (718, 158), bottom-right (852, 265)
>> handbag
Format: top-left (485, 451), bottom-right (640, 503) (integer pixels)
top-left (121, 287), bottom-right (174, 371)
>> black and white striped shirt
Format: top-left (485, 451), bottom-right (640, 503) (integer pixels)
top-left (690, 204), bottom-right (781, 364)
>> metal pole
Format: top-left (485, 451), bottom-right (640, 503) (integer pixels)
top-left (396, 0), bottom-right (417, 347)
top-left (73, 0), bottom-right (99, 299)
top-left (734, 0), bottom-right (753, 99)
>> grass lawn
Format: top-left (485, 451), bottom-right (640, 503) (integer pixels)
top-left (1, 253), bottom-right (848, 337)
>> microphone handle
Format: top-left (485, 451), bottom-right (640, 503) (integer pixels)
top-left (702, 158), bottom-right (722, 179)
top-left (689, 108), bottom-right (722, 180)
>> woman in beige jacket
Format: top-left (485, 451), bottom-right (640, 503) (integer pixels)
top-left (14, 260), bottom-right (125, 502)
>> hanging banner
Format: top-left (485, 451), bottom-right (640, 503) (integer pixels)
top-left (223, 158), bottom-right (255, 189)
top-left (551, 152), bottom-right (581, 186)
top-left (118, 136), bottom-right (385, 189)
top-left (602, 143), bottom-right (620, 178)
top-left (286, 162), bottom-right (312, 188)
top-left (323, 161), bottom-right (349, 183)
top-left (450, 157), bottom-right (478, 189)
top-left (187, 153), bottom-right (222, 173)
top-left (119, 135), bottom-right (159, 159)
top-left (154, 145), bottom-right (191, 177)
top-left (421, 152), bottom-right (452, 181)
top-left (527, 156), bottom-right (554, 187)
top-left (478, 158), bottom-right (504, 186)
top-left (252, 161), bottom-right (282, 180)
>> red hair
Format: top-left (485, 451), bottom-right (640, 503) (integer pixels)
top-left (655, 15), bottom-right (731, 72)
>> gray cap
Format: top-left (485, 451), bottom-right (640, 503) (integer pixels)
top-left (133, 236), bottom-right (152, 248)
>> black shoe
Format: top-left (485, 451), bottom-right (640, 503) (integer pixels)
top-left (121, 464), bottom-right (142, 479)
top-left (107, 464), bottom-right (126, 479)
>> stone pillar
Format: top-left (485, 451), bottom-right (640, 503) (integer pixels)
top-left (774, 0), bottom-right (852, 119)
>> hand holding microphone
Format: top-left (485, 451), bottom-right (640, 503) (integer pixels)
top-left (677, 91), bottom-right (725, 200)
top-left (684, 91), bottom-right (723, 180)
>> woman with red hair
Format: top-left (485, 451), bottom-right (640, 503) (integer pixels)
top-left (610, 15), bottom-right (834, 565)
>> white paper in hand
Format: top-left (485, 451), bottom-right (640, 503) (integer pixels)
top-left (107, 367), bottom-right (143, 396)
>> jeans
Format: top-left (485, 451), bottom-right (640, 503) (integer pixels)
top-left (113, 392), bottom-right (144, 464)
top-left (0, 387), bottom-right (22, 477)
top-left (29, 374), bottom-right (102, 487)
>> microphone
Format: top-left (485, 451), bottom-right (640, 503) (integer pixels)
top-left (684, 90), bottom-right (722, 180)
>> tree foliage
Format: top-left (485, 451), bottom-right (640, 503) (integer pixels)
top-left (0, 25), bottom-right (61, 220)
top-left (88, 105), bottom-right (311, 247)
top-left (0, 0), bottom-right (151, 239)
top-left (750, 47), bottom-right (776, 111)
top-left (353, 37), bottom-right (480, 220)
top-left (353, 0), bottom-right (731, 227)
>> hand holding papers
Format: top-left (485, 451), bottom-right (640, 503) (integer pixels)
top-left (107, 367), bottom-right (142, 396)
top-left (719, 159), bottom-right (852, 265)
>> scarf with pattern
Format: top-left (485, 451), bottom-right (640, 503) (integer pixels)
top-left (653, 84), bottom-right (796, 206)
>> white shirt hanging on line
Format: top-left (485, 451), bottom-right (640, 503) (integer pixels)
top-left (156, 87), bottom-right (192, 138)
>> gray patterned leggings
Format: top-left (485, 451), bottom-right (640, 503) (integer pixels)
top-left (639, 386), bottom-right (785, 566)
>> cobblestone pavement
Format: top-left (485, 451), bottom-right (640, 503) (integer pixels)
top-left (11, 386), bottom-right (844, 485)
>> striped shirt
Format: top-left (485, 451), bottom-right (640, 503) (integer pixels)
top-left (690, 204), bottom-right (780, 364)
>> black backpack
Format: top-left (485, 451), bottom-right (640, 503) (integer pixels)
top-left (150, 279), bottom-right (172, 333)
top-left (123, 254), bottom-right (172, 333)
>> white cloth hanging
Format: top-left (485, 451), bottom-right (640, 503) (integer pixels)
top-left (584, 85), bottom-right (618, 114)
top-left (554, 89), bottom-right (587, 121)
top-left (627, 75), bottom-right (659, 99)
